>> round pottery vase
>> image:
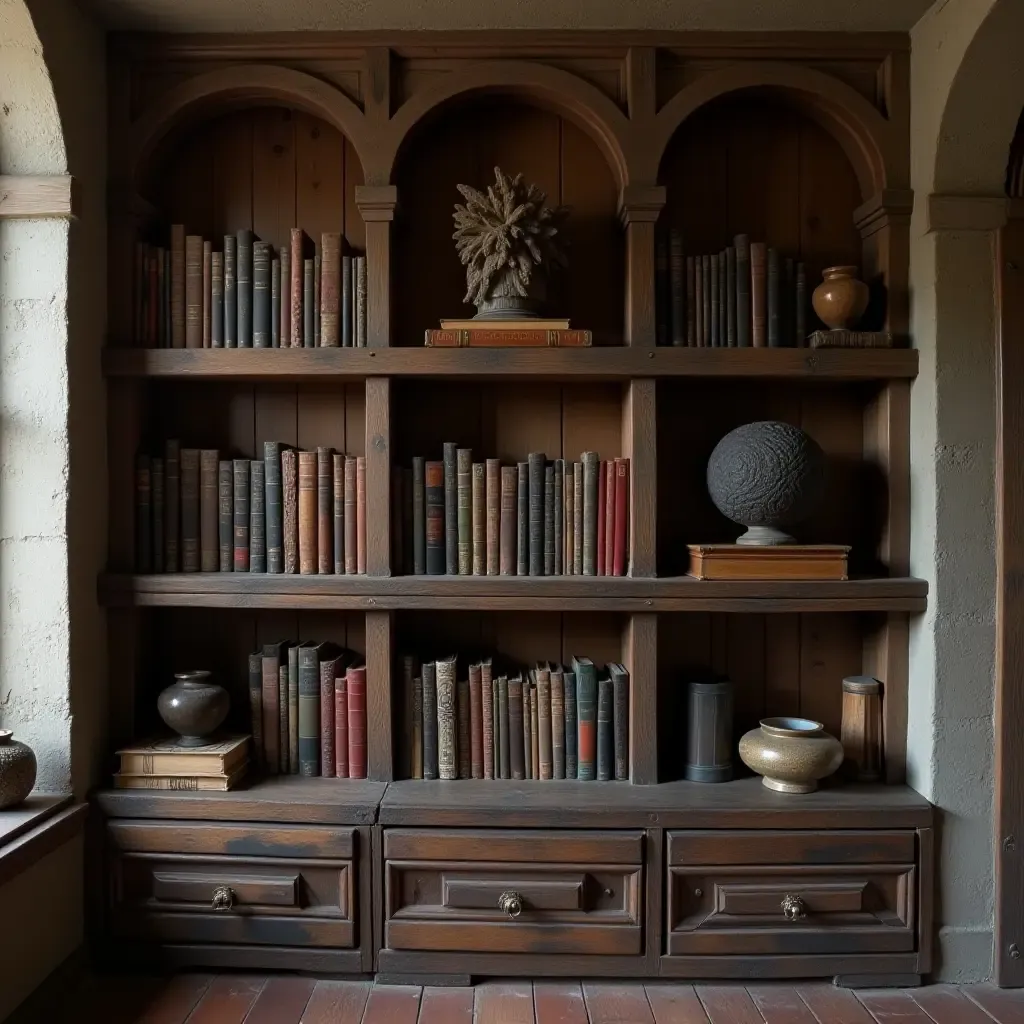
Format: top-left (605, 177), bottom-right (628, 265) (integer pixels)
top-left (738, 717), bottom-right (844, 794)
top-left (811, 265), bottom-right (869, 330)
top-left (157, 671), bottom-right (230, 747)
top-left (0, 730), bottom-right (37, 809)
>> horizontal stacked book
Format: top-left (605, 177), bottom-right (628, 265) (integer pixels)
top-left (134, 442), bottom-right (366, 575)
top-left (655, 229), bottom-right (809, 349)
top-left (424, 317), bottom-right (592, 348)
top-left (133, 226), bottom-right (367, 348)
top-left (393, 447), bottom-right (629, 576)
top-left (250, 642), bottom-right (367, 779)
top-left (399, 655), bottom-right (630, 783)
top-left (113, 735), bottom-right (249, 791)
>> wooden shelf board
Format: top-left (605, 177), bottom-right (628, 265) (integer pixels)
top-left (102, 346), bottom-right (919, 382)
top-left (97, 573), bottom-right (928, 612)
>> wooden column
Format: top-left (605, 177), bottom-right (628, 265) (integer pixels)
top-left (355, 185), bottom-right (397, 348)
top-left (623, 379), bottom-right (656, 577)
top-left (624, 613), bottom-right (658, 785)
top-left (864, 379), bottom-right (910, 576)
top-left (365, 610), bottom-right (394, 782)
top-left (619, 185), bottom-right (665, 348)
top-left (855, 189), bottom-right (913, 336)
top-left (862, 613), bottom-right (908, 785)
top-left (364, 376), bottom-right (392, 577)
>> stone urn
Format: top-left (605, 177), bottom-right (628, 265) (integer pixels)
top-left (811, 265), bottom-right (870, 330)
top-left (706, 421), bottom-right (827, 545)
top-left (0, 730), bottom-right (37, 809)
top-left (739, 717), bottom-right (844, 794)
top-left (157, 670), bottom-right (229, 747)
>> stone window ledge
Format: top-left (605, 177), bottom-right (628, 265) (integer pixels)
top-left (0, 795), bottom-right (86, 888)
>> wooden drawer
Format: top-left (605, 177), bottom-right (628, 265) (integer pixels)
top-left (384, 829), bottom-right (643, 956)
top-left (106, 821), bottom-right (356, 949)
top-left (666, 830), bottom-right (917, 957)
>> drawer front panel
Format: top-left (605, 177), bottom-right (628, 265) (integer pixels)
top-left (107, 820), bottom-right (354, 859)
top-left (667, 830), bottom-right (916, 866)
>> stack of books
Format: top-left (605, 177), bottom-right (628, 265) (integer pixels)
top-left (114, 735), bottom-right (250, 791)
top-left (425, 317), bottom-right (591, 348)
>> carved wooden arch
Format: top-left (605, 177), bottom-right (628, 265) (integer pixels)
top-left (647, 63), bottom-right (893, 199)
top-left (377, 61), bottom-right (631, 189)
top-left (125, 64), bottom-right (371, 194)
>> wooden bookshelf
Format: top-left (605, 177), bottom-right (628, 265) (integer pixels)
top-left (97, 33), bottom-right (930, 986)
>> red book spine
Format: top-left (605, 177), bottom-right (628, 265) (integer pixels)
top-left (596, 460), bottom-right (607, 576)
top-left (356, 455), bottom-right (367, 575)
top-left (603, 459), bottom-right (615, 577)
top-left (290, 228), bottom-right (304, 348)
top-left (320, 658), bottom-right (336, 778)
top-left (613, 457), bottom-right (629, 577)
top-left (347, 665), bottom-right (367, 779)
top-left (578, 715), bottom-right (596, 774)
top-left (335, 673), bottom-right (348, 777)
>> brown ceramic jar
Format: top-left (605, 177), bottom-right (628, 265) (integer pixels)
top-left (157, 670), bottom-right (230, 747)
top-left (738, 717), bottom-right (844, 794)
top-left (811, 265), bottom-right (870, 330)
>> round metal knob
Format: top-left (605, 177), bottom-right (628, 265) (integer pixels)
top-left (781, 894), bottom-right (806, 921)
top-left (212, 885), bottom-right (235, 912)
top-left (498, 890), bottom-right (523, 918)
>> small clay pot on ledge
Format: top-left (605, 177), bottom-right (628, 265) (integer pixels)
top-left (811, 265), bottom-right (870, 330)
top-left (157, 670), bottom-right (230, 747)
top-left (0, 730), bottom-right (37, 809)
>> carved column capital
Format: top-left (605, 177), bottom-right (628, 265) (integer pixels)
top-left (853, 188), bottom-right (914, 238)
top-left (618, 184), bottom-right (666, 227)
top-left (355, 184), bottom-right (398, 223)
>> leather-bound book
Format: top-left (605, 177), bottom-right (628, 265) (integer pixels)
top-left (694, 255), bottom-right (703, 347)
top-left (223, 233), bottom-right (237, 347)
top-left (528, 452), bottom-right (546, 576)
top-left (782, 256), bottom-right (794, 347)
top-left (232, 458), bottom-right (250, 571)
top-left (709, 250), bottom-right (719, 347)
top-left (333, 452), bottom-right (345, 574)
top-left (249, 459), bottom-right (266, 573)
top-left (199, 449), bottom-right (219, 572)
top-left (554, 459), bottom-right (564, 575)
top-left (298, 450), bottom-right (317, 574)
top-left (581, 452), bottom-right (599, 575)
top-left (185, 235), bottom-right (203, 349)
top-left (280, 246), bottom-right (291, 347)
top-left (170, 225), bottom-right (186, 348)
top-left (472, 462), bottom-right (486, 576)
top-left (516, 462), bottom-right (529, 576)
top-left (321, 232), bottom-right (342, 347)
top-left (151, 456), bottom-right (164, 573)
top-left (564, 667), bottom-right (578, 778)
top-left (320, 646), bottom-right (344, 778)
top-left (435, 656), bottom-right (458, 781)
top-left (180, 448), bottom-right (200, 572)
top-left (236, 229), bottom-right (254, 347)
top-left (303, 258), bottom-right (315, 347)
top-left (288, 645), bottom-right (300, 773)
top-left (297, 641), bottom-right (320, 776)
top-left (412, 457), bottom-right (426, 574)
top-left (573, 656), bottom-right (597, 780)
top-left (573, 462), bottom-right (584, 574)
top-left (718, 250), bottom-right (727, 347)
top-left (750, 241), bottom-right (767, 347)
top-left (317, 446), bottom-right (334, 574)
top-left (522, 680), bottom-right (532, 779)
top-left (253, 241), bottom-right (272, 347)
top-left (248, 652), bottom-right (263, 763)
top-left (597, 675), bottom-right (614, 781)
top-left (613, 457), bottom-right (629, 577)
top-left (279, 662), bottom-right (289, 774)
top-left (670, 228), bottom-right (685, 346)
top-left (685, 255), bottom-right (696, 346)
top-left (701, 254), bottom-right (712, 346)
top-left (604, 460), bottom-right (615, 577)
top-left (412, 672), bottom-right (423, 780)
top-left (356, 456), bottom-right (367, 574)
top-left (469, 662), bottom-right (484, 779)
top-left (655, 231), bottom-right (669, 346)
top-left (211, 249), bottom-right (223, 347)
top-left (564, 462), bottom-right (574, 576)
top-left (344, 456), bottom-right (358, 575)
top-left (795, 262), bottom-right (807, 346)
top-left (341, 255), bottom-right (353, 348)
top-left (456, 448), bottom-right (473, 575)
top-left (596, 460), bottom-right (607, 576)
top-left (734, 234), bottom-right (751, 347)
top-left (135, 454), bottom-right (152, 572)
top-left (498, 675), bottom-right (511, 779)
top-left (164, 440), bottom-right (180, 572)
top-left (271, 257), bottom-right (280, 347)
top-left (289, 228), bottom-right (304, 348)
top-left (481, 659), bottom-right (494, 779)
top-left (443, 442), bottom-right (458, 574)
top-left (426, 328), bottom-right (592, 347)
top-left (726, 245), bottom-right (737, 347)
top-left (550, 665), bottom-right (565, 779)
top-left (611, 663), bottom-right (630, 780)
top-left (264, 442), bottom-right (284, 574)
top-left (355, 256), bottom-right (367, 347)
top-left (544, 463), bottom-right (555, 575)
top-left (767, 246), bottom-right (780, 347)
top-left (262, 640), bottom-right (291, 775)
top-left (347, 662), bottom-right (368, 779)
top-left (425, 460), bottom-right (445, 575)
top-left (334, 670), bottom-right (348, 777)
top-left (282, 448), bottom-right (298, 574)
top-left (457, 677), bottom-right (471, 779)
top-left (491, 672), bottom-right (500, 778)
top-left (536, 664), bottom-right (552, 780)
top-left (529, 681), bottom-right (539, 780)
top-left (422, 660), bottom-right (438, 780)
top-left (485, 459), bottom-right (500, 576)
top-left (313, 253), bottom-right (322, 346)
top-left (508, 676), bottom-right (524, 780)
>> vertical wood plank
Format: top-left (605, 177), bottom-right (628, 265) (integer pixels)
top-left (242, 977), bottom-right (314, 1024)
top-left (862, 612), bottom-right (908, 784)
top-left (418, 987), bottom-right (474, 1024)
top-left (366, 610), bottom-right (394, 781)
top-left (295, 110), bottom-right (346, 247)
top-left (583, 982), bottom-right (655, 1024)
top-left (365, 376), bottom-right (391, 575)
top-left (748, 987), bottom-right (817, 1023)
top-left (473, 981), bottom-right (535, 1024)
top-left (727, 615), bottom-right (766, 730)
top-left (798, 613), bottom-right (862, 737)
top-left (620, 191), bottom-right (663, 348)
top-left (361, 985), bottom-right (420, 1024)
top-left (697, 986), bottom-right (771, 1024)
top-left (764, 614), bottom-right (802, 722)
top-left (797, 986), bottom-right (876, 1023)
top-left (864, 380), bottom-right (911, 575)
top-left (533, 983), bottom-right (588, 1024)
top-left (644, 827), bottom-right (664, 977)
top-left (300, 980), bottom-right (371, 1024)
top-left (624, 379), bottom-right (657, 577)
top-left (625, 613), bottom-right (658, 784)
top-left (355, 186), bottom-right (396, 348)
top-left (344, 137), bottom-right (367, 253)
top-left (251, 109), bottom-right (296, 253)
top-left (917, 824), bottom-right (935, 976)
top-left (644, 984), bottom-right (710, 1023)
top-left (184, 976), bottom-right (264, 1024)
top-left (855, 991), bottom-right (934, 1022)
top-left (910, 987), bottom-right (996, 1024)
top-left (133, 974), bottom-right (213, 1024)
top-left (211, 112), bottom-right (255, 238)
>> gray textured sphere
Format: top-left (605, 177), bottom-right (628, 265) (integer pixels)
top-left (707, 421), bottom-right (826, 543)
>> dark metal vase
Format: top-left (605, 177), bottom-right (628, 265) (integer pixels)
top-left (684, 679), bottom-right (734, 783)
top-left (157, 670), bottom-right (230, 747)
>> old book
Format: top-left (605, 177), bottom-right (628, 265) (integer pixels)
top-left (296, 642), bottom-right (320, 776)
top-left (356, 456), bottom-right (367, 574)
top-left (317, 446), bottom-right (334, 574)
top-left (498, 675), bottom-right (511, 779)
top-left (750, 241), bottom-right (767, 348)
top-left (469, 662), bottom-right (484, 779)
top-left (718, 250), bottom-right (727, 347)
top-left (564, 667), bottom-right (578, 779)
top-left (481, 659), bottom-right (494, 779)
top-left (573, 656), bottom-right (597, 781)
top-left (333, 453), bottom-right (345, 574)
top-left (211, 250), bottom-right (224, 347)
top-left (564, 462), bottom-right (574, 576)
top-left (573, 462), bottom-right (584, 574)
top-left (236, 229), bottom-right (254, 347)
top-left (320, 647), bottom-right (344, 778)
top-left (734, 234), bottom-right (751, 347)
top-left (303, 258), bottom-right (315, 347)
top-left (249, 458), bottom-right (266, 573)
top-left (265, 442), bottom-right (284, 574)
top-left (516, 462), bottom-right (529, 576)
top-left (399, 655), bottom-right (416, 780)
top-left (248, 652), bottom-right (263, 761)
top-left (808, 329), bottom-right (894, 349)
top-left (436, 656), bottom-right (458, 781)
top-left (424, 328), bottom-right (592, 347)
top-left (783, 256), bottom-right (794, 347)
top-left (457, 678), bottom-right (471, 779)
top-left (441, 317), bottom-right (570, 331)
top-left (611, 662), bottom-right (630, 781)
top-left (199, 449), bottom-right (218, 572)
top-left (709, 250), bottom-right (719, 347)
top-left (701, 254), bottom-right (712, 346)
top-left (321, 232), bottom-right (342, 347)
top-left (796, 262), bottom-right (807, 346)
top-left (346, 663), bottom-right (368, 779)
top-left (597, 675), bottom-right (614, 781)
top-left (341, 255), bottom-right (353, 348)
top-left (422, 661), bottom-right (439, 780)
top-left (669, 228), bottom-right (685, 346)
top-left (223, 233), bottom-right (236, 347)
top-left (529, 681), bottom-right (539, 780)
top-left (344, 456), bottom-right (358, 575)
top-left (581, 452), bottom-right (599, 575)
top-left (288, 645), bottom-right (299, 773)
top-left (262, 640), bottom-right (291, 775)
top-left (170, 224), bottom-right (186, 348)
top-left (412, 457), bottom-right (426, 575)
top-left (271, 257), bottom-right (280, 347)
top-left (767, 246), bottom-right (781, 347)
top-left (184, 234), bottom-right (203, 349)
top-left (613, 457), bottom-right (629, 577)
top-left (314, 253), bottom-right (322, 346)
top-left (543, 463), bottom-right (555, 575)
top-left (298, 450), bottom-right (317, 575)
top-left (456, 448), bottom-right (473, 575)
top-left (116, 735), bottom-right (249, 777)
top-left (290, 228), bottom-right (304, 348)
top-left (655, 231), bottom-right (669, 346)
top-left (411, 672), bottom-right (423, 780)
top-left (425, 460), bottom-right (445, 575)
top-left (391, 467), bottom-right (404, 574)
top-left (553, 459), bottom-right (564, 576)
top-left (596, 459), bottom-right (607, 576)
top-left (522, 678), bottom-right (533, 779)
top-left (472, 462), bottom-right (486, 576)
top-left (355, 255), bottom-right (367, 347)
top-left (164, 440), bottom-right (180, 572)
top-left (180, 448), bottom-right (200, 572)
top-left (135, 454), bottom-right (152, 572)
top-left (694, 254), bottom-right (703, 347)
top-left (280, 246), bottom-right (291, 347)
top-left (253, 241), bottom-right (272, 347)
top-left (687, 543), bottom-right (851, 580)
top-left (726, 245), bottom-right (737, 347)
top-left (279, 663), bottom-right (289, 774)
top-left (486, 459), bottom-right (500, 576)
top-left (152, 456), bottom-right (164, 573)
top-left (685, 255), bottom-right (696, 346)
top-left (603, 459), bottom-right (615, 576)
top-left (232, 459), bottom-right (250, 571)
top-left (508, 676), bottom-right (524, 780)
top-left (334, 670), bottom-right (348, 778)
top-left (282, 448), bottom-right (298, 574)
top-left (551, 665), bottom-right (565, 779)
top-left (528, 452), bottom-right (545, 576)
top-left (113, 765), bottom-right (249, 791)
top-left (536, 664), bottom-right (552, 780)
top-left (443, 442), bottom-right (458, 574)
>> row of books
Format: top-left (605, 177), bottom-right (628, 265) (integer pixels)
top-left (656, 230), bottom-right (809, 349)
top-left (392, 449), bottom-right (630, 577)
top-left (250, 642), bottom-right (367, 779)
top-left (400, 655), bottom-right (630, 782)
top-left (133, 227), bottom-right (367, 348)
top-left (134, 441), bottom-right (367, 574)
top-left (114, 734), bottom-right (250, 791)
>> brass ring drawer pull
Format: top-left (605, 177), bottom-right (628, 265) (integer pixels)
top-left (498, 890), bottom-right (523, 918)
top-left (781, 894), bottom-right (807, 921)
top-left (212, 886), bottom-right (235, 912)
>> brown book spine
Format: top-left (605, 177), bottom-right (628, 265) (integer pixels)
top-left (537, 665), bottom-right (552, 780)
top-left (344, 456), bottom-right (357, 574)
top-left (574, 461), bottom-right (584, 575)
top-left (469, 662), bottom-right (484, 779)
top-left (199, 449), bottom-right (219, 572)
top-left (457, 678), bottom-right (471, 779)
top-left (170, 224), bottom-right (185, 348)
top-left (613, 457), bottom-right (629, 577)
top-left (522, 680), bottom-right (532, 779)
top-left (317, 446), bottom-right (333, 574)
top-left (333, 452), bottom-right (345, 574)
top-left (694, 255), bottom-right (703, 346)
top-left (346, 664), bottom-right (367, 779)
top-left (750, 241), bottom-right (767, 348)
top-left (701, 254), bottom-right (712, 347)
top-left (596, 459), bottom-right (607, 576)
top-left (551, 668), bottom-right (565, 779)
top-left (313, 253), bottom-right (321, 346)
top-left (320, 656), bottom-right (338, 778)
top-left (180, 448), bottom-right (200, 572)
top-left (436, 657), bottom-right (458, 780)
top-left (530, 682), bottom-right (540, 780)
top-left (282, 448), bottom-right (298, 574)
top-left (565, 462), bottom-right (575, 575)
top-left (710, 249), bottom-right (719, 346)
top-left (485, 459), bottom-right (500, 576)
top-left (412, 673), bottom-right (423, 780)
top-left (424, 329), bottom-right (592, 347)
top-left (202, 240), bottom-right (212, 348)
top-left (686, 255), bottom-right (697, 346)
top-left (303, 258), bottom-right (315, 347)
top-left (796, 261), bottom-right (807, 346)
top-left (457, 448), bottom-right (472, 575)
top-left (298, 450), bottom-right (317, 574)
top-left (472, 462), bottom-right (486, 576)
top-left (481, 659), bottom-right (494, 780)
top-left (280, 246), bottom-right (291, 348)
top-left (334, 673), bottom-right (348, 777)
top-left (321, 232), bottom-right (341, 347)
top-left (279, 664), bottom-right (290, 774)
top-left (356, 456), bottom-right (367, 575)
top-left (508, 677), bottom-right (524, 780)
top-left (151, 456), bottom-right (164, 571)
top-left (184, 235), bottom-right (203, 349)
top-left (290, 228), bottom-right (303, 348)
top-left (604, 458), bottom-right (616, 576)
top-left (499, 465), bottom-right (516, 575)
